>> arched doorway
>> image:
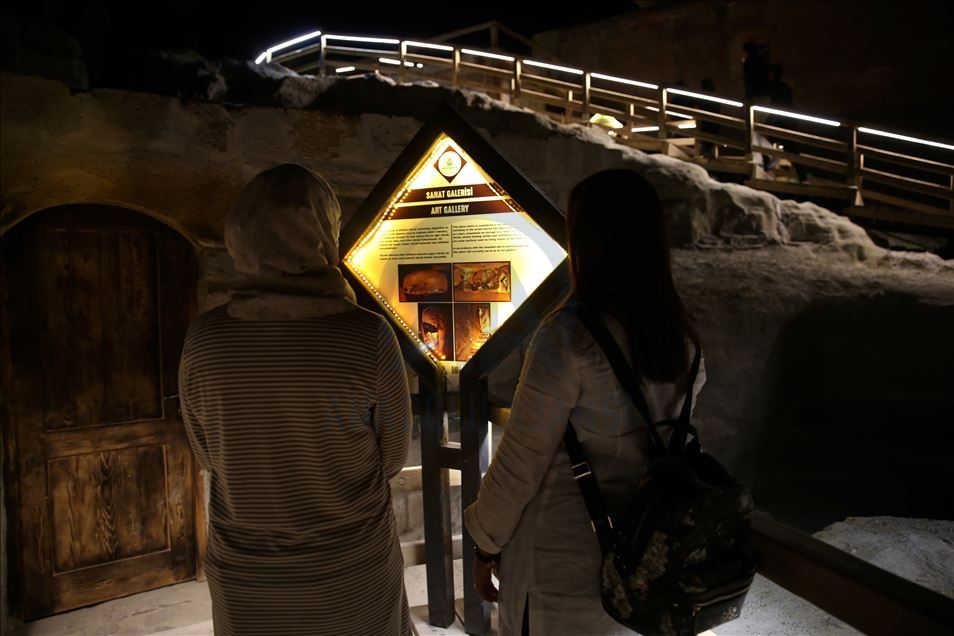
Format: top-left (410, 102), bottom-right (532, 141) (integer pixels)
top-left (1, 205), bottom-right (200, 621)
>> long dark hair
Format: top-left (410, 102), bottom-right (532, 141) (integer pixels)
top-left (566, 169), bottom-right (698, 382)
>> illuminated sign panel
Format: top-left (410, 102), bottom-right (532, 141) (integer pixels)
top-left (345, 134), bottom-right (566, 372)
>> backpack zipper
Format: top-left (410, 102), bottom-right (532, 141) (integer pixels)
top-left (691, 583), bottom-right (751, 614)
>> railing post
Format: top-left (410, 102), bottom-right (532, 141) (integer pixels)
top-left (859, 151), bottom-right (867, 207)
top-left (318, 35), bottom-right (327, 76)
top-left (462, 377), bottom-right (492, 635)
top-left (745, 103), bottom-right (757, 179)
top-left (452, 48), bottom-right (461, 90)
top-left (420, 372), bottom-right (455, 627)
top-left (949, 174), bottom-right (953, 215)
top-left (582, 73), bottom-right (592, 124)
top-left (657, 86), bottom-right (668, 141)
top-left (847, 124), bottom-right (863, 206)
top-left (399, 41), bottom-right (407, 84)
top-left (513, 59), bottom-right (522, 106)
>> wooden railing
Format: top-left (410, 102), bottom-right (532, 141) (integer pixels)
top-left (258, 31), bottom-right (954, 231)
top-left (752, 512), bottom-right (954, 636)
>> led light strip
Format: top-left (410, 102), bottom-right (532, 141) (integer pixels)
top-left (631, 126), bottom-right (660, 133)
top-left (324, 34), bottom-right (400, 44)
top-left (351, 183), bottom-right (411, 254)
top-left (405, 41), bottom-right (454, 52)
top-left (254, 30), bottom-right (322, 64)
top-left (484, 182), bottom-right (524, 216)
top-left (346, 188), bottom-right (442, 366)
top-left (666, 88), bottom-right (743, 108)
top-left (752, 105), bottom-right (841, 127)
top-left (590, 72), bottom-right (658, 90)
top-left (522, 59), bottom-right (584, 75)
top-left (858, 127), bottom-right (954, 151)
top-left (348, 267), bottom-right (440, 364)
top-left (645, 106), bottom-right (693, 120)
top-left (461, 49), bottom-right (515, 62)
top-left (379, 57), bottom-right (423, 68)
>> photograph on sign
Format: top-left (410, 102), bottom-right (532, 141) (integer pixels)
top-left (345, 134), bottom-right (566, 373)
top-left (418, 303), bottom-right (453, 362)
top-left (399, 263), bottom-right (452, 302)
top-left (454, 303), bottom-right (491, 362)
top-left (453, 262), bottom-right (511, 303)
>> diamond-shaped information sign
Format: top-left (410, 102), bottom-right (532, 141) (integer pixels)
top-left (345, 134), bottom-right (566, 373)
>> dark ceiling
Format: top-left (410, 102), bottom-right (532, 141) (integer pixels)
top-left (2, 1), bottom-right (645, 62)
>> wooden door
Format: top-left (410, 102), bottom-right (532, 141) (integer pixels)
top-left (1, 205), bottom-right (199, 620)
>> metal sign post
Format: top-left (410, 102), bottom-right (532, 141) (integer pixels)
top-left (341, 103), bottom-right (568, 634)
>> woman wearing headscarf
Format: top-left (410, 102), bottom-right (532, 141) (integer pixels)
top-left (464, 170), bottom-right (706, 635)
top-left (178, 164), bottom-right (413, 635)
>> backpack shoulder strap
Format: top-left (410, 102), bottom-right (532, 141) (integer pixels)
top-left (574, 304), bottom-right (668, 456)
top-left (563, 422), bottom-right (615, 552)
top-left (667, 340), bottom-right (703, 455)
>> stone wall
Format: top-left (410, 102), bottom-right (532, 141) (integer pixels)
top-left (533, 0), bottom-right (954, 139)
top-left (3, 69), bottom-right (954, 627)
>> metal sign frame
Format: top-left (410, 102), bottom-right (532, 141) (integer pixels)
top-left (340, 102), bottom-right (568, 634)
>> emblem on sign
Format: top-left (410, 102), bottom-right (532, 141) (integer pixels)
top-left (435, 147), bottom-right (465, 182)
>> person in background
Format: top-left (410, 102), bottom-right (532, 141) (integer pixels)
top-left (742, 41), bottom-right (769, 101)
top-left (668, 80), bottom-right (694, 108)
top-left (742, 42), bottom-right (775, 174)
top-left (464, 169), bottom-right (706, 636)
top-left (767, 64), bottom-right (793, 108)
top-left (178, 164), bottom-right (413, 636)
top-left (765, 64), bottom-right (804, 181)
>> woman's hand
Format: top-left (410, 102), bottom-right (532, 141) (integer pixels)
top-left (473, 552), bottom-right (499, 603)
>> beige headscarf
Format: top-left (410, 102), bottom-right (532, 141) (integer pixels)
top-left (225, 164), bottom-right (357, 320)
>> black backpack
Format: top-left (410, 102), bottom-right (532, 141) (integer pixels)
top-left (565, 306), bottom-right (756, 636)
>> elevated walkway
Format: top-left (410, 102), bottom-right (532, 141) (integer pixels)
top-left (256, 27), bottom-right (954, 235)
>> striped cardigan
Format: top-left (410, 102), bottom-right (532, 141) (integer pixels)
top-left (178, 304), bottom-right (413, 636)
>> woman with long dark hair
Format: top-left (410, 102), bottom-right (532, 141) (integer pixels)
top-left (464, 169), bottom-right (706, 635)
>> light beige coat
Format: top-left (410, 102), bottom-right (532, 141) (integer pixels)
top-left (465, 310), bottom-right (706, 636)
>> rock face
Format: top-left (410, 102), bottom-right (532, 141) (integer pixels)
top-left (0, 15), bottom-right (89, 90)
top-left (721, 517), bottom-right (954, 635)
top-left (531, 1), bottom-right (954, 140)
top-left (816, 517), bottom-right (954, 598)
top-left (3, 68), bottom-right (954, 514)
top-left (2, 66), bottom-right (954, 630)
top-left (672, 247), bottom-right (954, 531)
